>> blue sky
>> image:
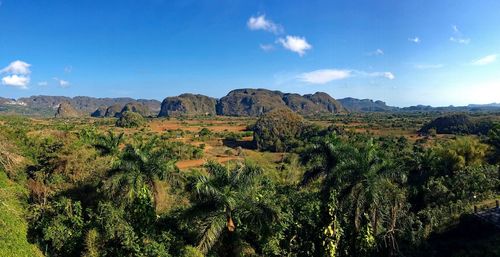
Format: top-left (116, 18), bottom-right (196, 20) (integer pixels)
top-left (1, 0), bottom-right (499, 106)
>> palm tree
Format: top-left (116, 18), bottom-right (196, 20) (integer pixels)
top-left (186, 161), bottom-right (276, 254)
top-left (103, 137), bottom-right (181, 206)
top-left (301, 135), bottom-right (404, 255)
top-left (93, 130), bottom-right (124, 156)
top-left (300, 133), bottom-right (345, 188)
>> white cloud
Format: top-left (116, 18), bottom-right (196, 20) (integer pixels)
top-left (298, 69), bottom-right (395, 84)
top-left (449, 25), bottom-right (470, 45)
top-left (1, 75), bottom-right (30, 89)
top-left (1, 60), bottom-right (31, 75)
top-left (259, 43), bottom-right (275, 52)
top-left (408, 37), bottom-right (420, 43)
top-left (472, 54), bottom-right (497, 66)
top-left (368, 49), bottom-right (384, 56)
top-left (38, 81), bottom-right (48, 86)
top-left (450, 37), bottom-right (470, 44)
top-left (247, 15), bottom-right (283, 34)
top-left (53, 77), bottom-right (70, 88)
top-left (367, 71), bottom-right (395, 80)
top-left (277, 35), bottom-right (312, 56)
top-left (1, 60), bottom-right (32, 89)
top-left (298, 69), bottom-right (352, 84)
top-left (414, 64), bottom-right (444, 69)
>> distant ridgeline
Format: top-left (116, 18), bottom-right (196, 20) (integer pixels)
top-left (1, 89), bottom-right (500, 118)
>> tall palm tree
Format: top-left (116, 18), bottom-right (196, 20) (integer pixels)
top-left (301, 135), bottom-right (405, 255)
top-left (186, 161), bottom-right (276, 254)
top-left (103, 137), bottom-right (181, 206)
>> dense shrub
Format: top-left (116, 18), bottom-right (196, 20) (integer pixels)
top-left (253, 108), bottom-right (305, 152)
top-left (419, 114), bottom-right (495, 135)
top-left (116, 111), bottom-right (145, 128)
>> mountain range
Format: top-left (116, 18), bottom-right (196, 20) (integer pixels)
top-left (1, 89), bottom-right (499, 118)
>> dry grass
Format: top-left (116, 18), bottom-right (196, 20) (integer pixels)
top-left (0, 137), bottom-right (25, 178)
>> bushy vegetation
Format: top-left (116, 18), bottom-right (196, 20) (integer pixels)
top-left (0, 113), bottom-right (499, 257)
top-left (116, 111), bottom-right (146, 128)
top-left (253, 108), bottom-right (305, 152)
top-left (420, 114), bottom-right (496, 135)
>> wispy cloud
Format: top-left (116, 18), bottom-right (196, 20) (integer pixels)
top-left (472, 54), bottom-right (497, 66)
top-left (53, 77), bottom-right (70, 88)
top-left (368, 49), bottom-right (384, 56)
top-left (38, 81), bottom-right (48, 86)
top-left (414, 63), bottom-right (444, 69)
top-left (449, 25), bottom-right (470, 45)
top-left (298, 69), bottom-right (351, 84)
top-left (408, 37), bottom-right (420, 43)
top-left (277, 35), bottom-right (312, 56)
top-left (298, 69), bottom-right (395, 84)
top-left (259, 43), bottom-right (275, 52)
top-left (365, 71), bottom-right (395, 80)
top-left (247, 15), bottom-right (284, 34)
top-left (1, 60), bottom-right (32, 89)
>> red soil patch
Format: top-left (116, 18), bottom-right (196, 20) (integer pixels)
top-left (176, 156), bottom-right (242, 170)
top-left (149, 119), bottom-right (248, 133)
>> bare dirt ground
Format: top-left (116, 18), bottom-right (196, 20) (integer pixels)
top-left (149, 118), bottom-right (250, 133)
top-left (146, 118), bottom-right (254, 170)
top-left (176, 156), bottom-right (242, 169)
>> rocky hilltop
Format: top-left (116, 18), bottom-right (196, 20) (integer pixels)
top-left (158, 94), bottom-right (217, 117)
top-left (17, 95), bottom-right (161, 115)
top-left (215, 89), bottom-right (346, 116)
top-left (5, 89), bottom-right (500, 118)
top-left (54, 102), bottom-right (80, 118)
top-left (338, 97), bottom-right (396, 112)
top-left (216, 89), bottom-right (287, 116)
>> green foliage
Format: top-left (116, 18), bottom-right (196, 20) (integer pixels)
top-left (116, 111), bottom-right (145, 128)
top-left (0, 171), bottom-right (43, 257)
top-left (103, 138), bottom-right (181, 205)
top-left (433, 136), bottom-right (489, 173)
top-left (323, 192), bottom-right (343, 257)
top-left (180, 245), bottom-right (205, 257)
top-left (419, 114), bottom-right (495, 135)
top-left (198, 127), bottom-right (212, 138)
top-left (93, 130), bottom-right (124, 156)
top-left (487, 123), bottom-right (500, 163)
top-left (0, 113), bottom-right (499, 257)
top-left (253, 108), bottom-right (305, 152)
top-left (185, 161), bottom-right (276, 254)
top-left (30, 197), bottom-right (84, 256)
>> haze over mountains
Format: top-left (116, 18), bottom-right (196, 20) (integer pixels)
top-left (1, 88), bottom-right (499, 118)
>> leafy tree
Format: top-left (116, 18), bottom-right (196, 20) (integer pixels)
top-left (29, 197), bottom-right (84, 257)
top-left (433, 136), bottom-right (489, 173)
top-left (487, 123), bottom-right (500, 163)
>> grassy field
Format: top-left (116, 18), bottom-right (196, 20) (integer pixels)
top-left (0, 171), bottom-right (43, 257)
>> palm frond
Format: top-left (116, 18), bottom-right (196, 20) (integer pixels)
top-left (197, 213), bottom-right (227, 254)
